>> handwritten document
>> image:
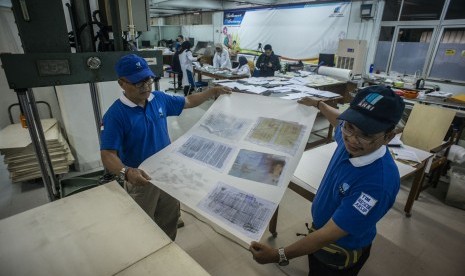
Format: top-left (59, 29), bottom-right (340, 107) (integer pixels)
top-left (198, 182), bottom-right (276, 241)
top-left (246, 117), bottom-right (306, 155)
top-left (200, 112), bottom-right (252, 141)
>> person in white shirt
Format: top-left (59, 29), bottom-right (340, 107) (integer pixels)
top-left (178, 41), bottom-right (199, 96)
top-left (230, 56), bottom-right (251, 77)
top-left (213, 43), bottom-right (232, 69)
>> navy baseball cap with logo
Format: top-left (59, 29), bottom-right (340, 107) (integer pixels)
top-left (115, 54), bottom-right (155, 83)
top-left (338, 85), bottom-right (405, 134)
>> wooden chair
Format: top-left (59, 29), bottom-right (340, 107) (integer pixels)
top-left (401, 103), bottom-right (457, 195)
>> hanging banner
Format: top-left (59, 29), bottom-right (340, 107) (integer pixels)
top-left (224, 11), bottom-right (246, 26)
top-left (222, 2), bottom-right (351, 60)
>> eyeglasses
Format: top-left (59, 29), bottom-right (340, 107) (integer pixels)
top-left (341, 121), bottom-right (386, 145)
top-left (122, 77), bottom-right (154, 90)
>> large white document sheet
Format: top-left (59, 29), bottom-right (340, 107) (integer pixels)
top-left (140, 93), bottom-right (317, 246)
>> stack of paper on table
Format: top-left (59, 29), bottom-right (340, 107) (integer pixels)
top-left (0, 119), bottom-right (74, 182)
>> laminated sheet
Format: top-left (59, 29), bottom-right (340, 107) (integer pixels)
top-left (140, 93), bottom-right (317, 246)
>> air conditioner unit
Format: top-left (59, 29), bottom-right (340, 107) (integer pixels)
top-left (336, 39), bottom-right (367, 75)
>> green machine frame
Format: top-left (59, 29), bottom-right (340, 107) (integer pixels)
top-left (1, 0), bottom-right (163, 200)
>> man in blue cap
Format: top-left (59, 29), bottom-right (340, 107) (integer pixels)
top-left (250, 86), bottom-right (405, 276)
top-left (100, 54), bottom-right (231, 240)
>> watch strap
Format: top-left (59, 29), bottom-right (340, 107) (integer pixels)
top-left (118, 166), bottom-right (128, 185)
top-left (278, 247), bottom-right (289, 266)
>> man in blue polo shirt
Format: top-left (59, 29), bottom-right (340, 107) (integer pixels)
top-left (250, 86), bottom-right (405, 275)
top-left (100, 54), bottom-right (230, 241)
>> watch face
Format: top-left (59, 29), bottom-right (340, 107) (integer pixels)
top-left (279, 259), bottom-right (289, 266)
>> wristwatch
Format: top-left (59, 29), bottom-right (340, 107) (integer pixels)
top-left (117, 166), bottom-right (128, 186)
top-left (278, 247), bottom-right (289, 266)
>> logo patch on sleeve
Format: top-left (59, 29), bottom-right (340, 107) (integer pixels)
top-left (353, 192), bottom-right (378, 215)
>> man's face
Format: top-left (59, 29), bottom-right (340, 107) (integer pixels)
top-left (341, 121), bottom-right (394, 157)
top-left (216, 47), bottom-right (222, 53)
top-left (177, 37), bottom-right (182, 42)
top-left (118, 77), bottom-right (154, 103)
top-left (265, 49), bottom-right (272, 56)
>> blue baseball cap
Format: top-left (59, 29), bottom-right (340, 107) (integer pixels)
top-left (115, 54), bottom-right (155, 83)
top-left (338, 85), bottom-right (405, 134)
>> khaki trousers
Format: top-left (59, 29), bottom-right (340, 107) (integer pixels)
top-left (125, 182), bottom-right (180, 241)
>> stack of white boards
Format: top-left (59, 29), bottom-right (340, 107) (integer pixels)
top-left (0, 119), bottom-right (74, 182)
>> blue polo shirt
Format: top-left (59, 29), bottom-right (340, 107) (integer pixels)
top-left (311, 122), bottom-right (400, 249)
top-left (100, 91), bottom-right (185, 168)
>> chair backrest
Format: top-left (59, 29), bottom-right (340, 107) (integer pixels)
top-left (252, 68), bottom-right (261, 77)
top-left (402, 103), bottom-right (456, 151)
top-left (247, 60), bottom-right (255, 75)
top-left (185, 69), bottom-right (195, 88)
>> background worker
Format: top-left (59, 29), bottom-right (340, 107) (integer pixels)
top-left (173, 34), bottom-right (184, 52)
top-left (229, 56), bottom-right (251, 77)
top-left (178, 41), bottom-right (201, 96)
top-left (213, 43), bottom-right (232, 69)
top-left (255, 44), bottom-right (281, 77)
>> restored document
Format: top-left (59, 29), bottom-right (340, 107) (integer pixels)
top-left (198, 182), bottom-right (276, 241)
top-left (177, 135), bottom-right (235, 171)
top-left (246, 117), bottom-right (306, 155)
top-left (200, 112), bottom-right (252, 141)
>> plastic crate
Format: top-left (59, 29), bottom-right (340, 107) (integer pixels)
top-left (446, 166), bottom-right (465, 210)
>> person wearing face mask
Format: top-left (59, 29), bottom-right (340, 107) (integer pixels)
top-left (255, 44), bottom-right (281, 77)
top-left (213, 43), bottom-right (232, 69)
top-left (250, 86), bottom-right (405, 276)
top-left (229, 56), bottom-right (251, 77)
top-left (100, 54), bottom-right (231, 241)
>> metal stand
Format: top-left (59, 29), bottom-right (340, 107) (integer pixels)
top-left (253, 43), bottom-right (263, 62)
top-left (89, 82), bottom-right (102, 141)
top-left (16, 89), bottom-right (59, 201)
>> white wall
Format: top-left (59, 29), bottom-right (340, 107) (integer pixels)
top-left (346, 0), bottom-right (384, 75)
top-left (212, 12), bottom-right (224, 44)
top-left (181, 25), bottom-right (214, 43)
top-left (55, 85), bottom-right (99, 172)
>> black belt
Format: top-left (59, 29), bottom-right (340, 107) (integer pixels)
top-left (309, 224), bottom-right (370, 270)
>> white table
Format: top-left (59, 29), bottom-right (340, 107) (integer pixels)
top-left (0, 182), bottom-right (209, 276)
top-left (291, 142), bottom-right (430, 195)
